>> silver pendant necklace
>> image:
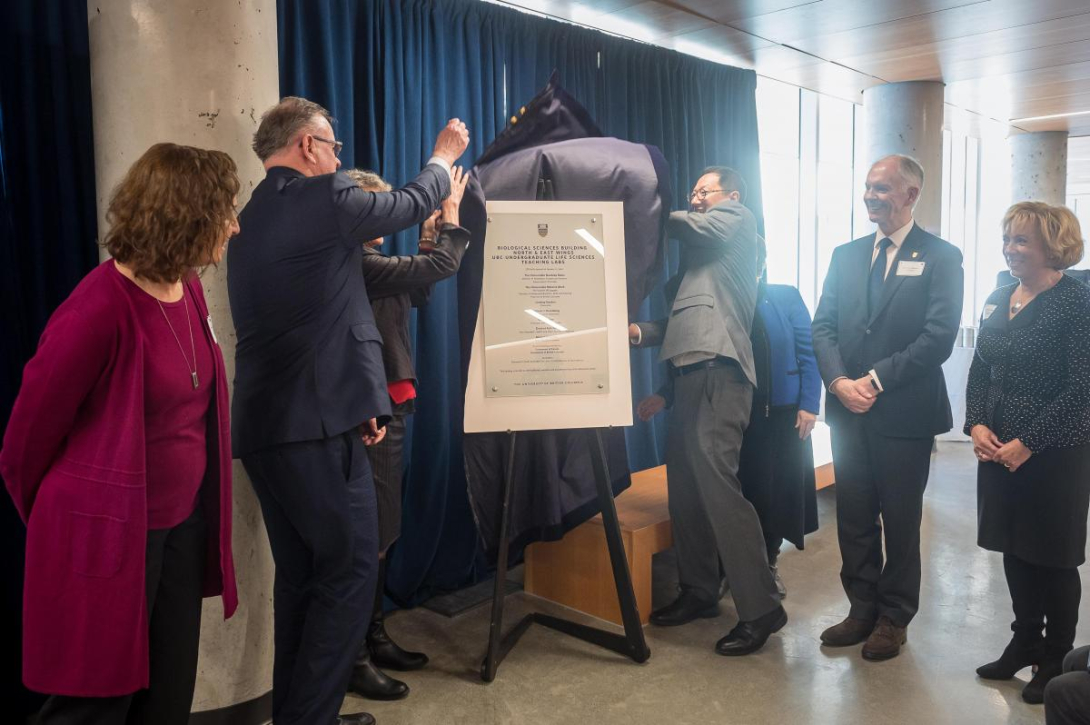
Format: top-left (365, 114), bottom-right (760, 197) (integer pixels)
top-left (157, 293), bottom-right (199, 389)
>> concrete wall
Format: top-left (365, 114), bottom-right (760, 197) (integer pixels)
top-left (86, 0), bottom-right (279, 711)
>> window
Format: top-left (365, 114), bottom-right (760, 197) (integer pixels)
top-left (757, 78), bottom-right (1017, 329)
top-left (756, 78), bottom-right (800, 289)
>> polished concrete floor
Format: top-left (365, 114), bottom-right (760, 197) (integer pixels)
top-left (344, 443), bottom-right (1090, 725)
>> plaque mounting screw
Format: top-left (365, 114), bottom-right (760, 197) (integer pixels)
top-left (597, 383), bottom-right (604, 389)
top-left (487, 217), bottom-right (493, 223)
top-left (491, 386), bottom-right (498, 392)
top-left (591, 218), bottom-right (597, 223)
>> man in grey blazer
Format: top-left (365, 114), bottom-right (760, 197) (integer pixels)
top-left (631, 167), bottom-right (786, 656)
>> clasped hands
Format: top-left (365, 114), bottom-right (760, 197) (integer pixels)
top-left (832, 376), bottom-right (878, 414)
top-left (970, 425), bottom-right (1031, 472)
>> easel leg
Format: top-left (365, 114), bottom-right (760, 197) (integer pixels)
top-left (589, 428), bottom-right (651, 661)
top-left (481, 431), bottom-right (518, 682)
top-left (480, 427), bottom-right (651, 681)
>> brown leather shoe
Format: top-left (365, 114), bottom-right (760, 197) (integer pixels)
top-left (820, 616), bottom-right (875, 647)
top-left (861, 616), bottom-right (907, 661)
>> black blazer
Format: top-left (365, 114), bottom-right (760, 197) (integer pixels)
top-left (363, 223), bottom-right (470, 390)
top-left (811, 223), bottom-right (964, 438)
top-left (964, 276), bottom-right (1090, 453)
top-left (228, 164), bottom-right (449, 457)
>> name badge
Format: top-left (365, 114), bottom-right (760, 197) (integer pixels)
top-left (207, 314), bottom-right (219, 345)
top-left (896, 261), bottom-right (925, 276)
top-left (982, 304), bottom-right (997, 320)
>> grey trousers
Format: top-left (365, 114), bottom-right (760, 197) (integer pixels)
top-left (665, 364), bottom-right (781, 622)
top-left (1046, 646), bottom-right (1090, 725)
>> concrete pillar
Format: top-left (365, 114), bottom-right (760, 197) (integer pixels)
top-left (862, 81), bottom-right (945, 234)
top-left (1011, 131), bottom-right (1068, 205)
top-left (87, 0), bottom-right (279, 715)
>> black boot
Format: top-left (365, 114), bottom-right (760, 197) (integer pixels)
top-left (349, 650), bottom-right (410, 701)
top-left (976, 623), bottom-right (1044, 680)
top-left (369, 609), bottom-right (429, 671)
top-left (368, 558), bottom-right (429, 671)
top-left (1022, 649), bottom-right (1069, 704)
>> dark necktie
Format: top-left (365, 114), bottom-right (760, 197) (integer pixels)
top-left (868, 237), bottom-right (893, 314)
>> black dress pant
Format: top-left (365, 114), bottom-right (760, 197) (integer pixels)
top-left (243, 432), bottom-right (378, 725)
top-left (36, 505), bottom-right (208, 725)
top-left (1046, 646), bottom-right (1090, 725)
top-left (831, 415), bottom-right (933, 627)
top-left (365, 401), bottom-right (411, 554)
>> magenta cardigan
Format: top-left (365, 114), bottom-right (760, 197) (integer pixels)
top-left (0, 261), bottom-right (238, 697)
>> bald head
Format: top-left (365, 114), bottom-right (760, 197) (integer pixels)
top-left (864, 155), bottom-right (923, 233)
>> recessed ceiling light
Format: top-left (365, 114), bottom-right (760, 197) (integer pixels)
top-left (1011, 110), bottom-right (1090, 123)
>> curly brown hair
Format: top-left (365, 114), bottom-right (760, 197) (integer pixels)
top-left (103, 143), bottom-right (240, 283)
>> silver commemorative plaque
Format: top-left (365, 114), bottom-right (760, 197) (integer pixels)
top-left (483, 211), bottom-right (610, 397)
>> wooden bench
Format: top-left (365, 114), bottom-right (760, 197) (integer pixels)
top-left (525, 465), bottom-right (673, 626)
top-left (524, 447), bottom-right (836, 626)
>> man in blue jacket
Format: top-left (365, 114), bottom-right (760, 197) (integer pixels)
top-left (228, 96), bottom-right (468, 725)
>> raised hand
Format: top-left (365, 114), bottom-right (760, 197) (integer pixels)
top-left (440, 166), bottom-right (469, 227)
top-left (432, 118), bottom-right (470, 166)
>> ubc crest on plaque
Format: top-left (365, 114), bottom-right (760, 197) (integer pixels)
top-left (537, 223), bottom-right (549, 237)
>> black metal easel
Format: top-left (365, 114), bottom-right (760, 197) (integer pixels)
top-left (480, 427), bottom-right (651, 682)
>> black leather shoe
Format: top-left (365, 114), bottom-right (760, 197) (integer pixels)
top-left (348, 656), bottom-right (410, 701)
top-left (650, 590), bottom-right (719, 627)
top-left (336, 714), bottom-right (376, 725)
top-left (369, 615), bottom-right (429, 671)
top-left (715, 605), bottom-right (788, 656)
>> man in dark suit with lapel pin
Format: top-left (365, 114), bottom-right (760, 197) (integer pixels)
top-left (812, 155), bottom-right (963, 661)
top-left (227, 96), bottom-right (468, 725)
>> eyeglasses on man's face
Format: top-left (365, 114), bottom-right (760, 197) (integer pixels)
top-left (310, 135), bottom-right (344, 158)
top-left (689, 188), bottom-right (725, 201)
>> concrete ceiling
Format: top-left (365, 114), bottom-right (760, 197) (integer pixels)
top-left (493, 0), bottom-right (1090, 137)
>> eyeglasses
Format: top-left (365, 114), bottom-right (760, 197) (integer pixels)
top-left (310, 135), bottom-right (344, 157)
top-left (689, 188), bottom-right (725, 201)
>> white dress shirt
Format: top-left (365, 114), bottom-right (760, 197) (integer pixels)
top-left (871, 218), bottom-right (915, 280)
top-left (831, 218), bottom-right (915, 395)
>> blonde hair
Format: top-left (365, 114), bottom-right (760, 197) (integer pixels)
top-left (1002, 201), bottom-right (1085, 270)
top-left (345, 168), bottom-right (391, 192)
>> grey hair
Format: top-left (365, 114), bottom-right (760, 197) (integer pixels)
top-left (252, 96), bottom-right (333, 162)
top-left (877, 154), bottom-right (925, 193)
top-left (344, 169), bottom-right (391, 192)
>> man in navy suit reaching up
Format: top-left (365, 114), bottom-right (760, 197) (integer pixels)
top-left (228, 96), bottom-right (468, 725)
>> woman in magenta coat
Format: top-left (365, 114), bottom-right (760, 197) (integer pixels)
top-left (1, 143), bottom-right (240, 724)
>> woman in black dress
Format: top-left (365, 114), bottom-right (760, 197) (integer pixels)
top-left (966, 201), bottom-right (1090, 704)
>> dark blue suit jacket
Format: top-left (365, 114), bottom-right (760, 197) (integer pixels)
top-left (228, 164), bottom-right (450, 457)
top-left (812, 222), bottom-right (964, 438)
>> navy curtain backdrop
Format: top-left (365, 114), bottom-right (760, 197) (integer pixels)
top-left (277, 0), bottom-right (764, 604)
top-left (0, 2), bottom-right (99, 718)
